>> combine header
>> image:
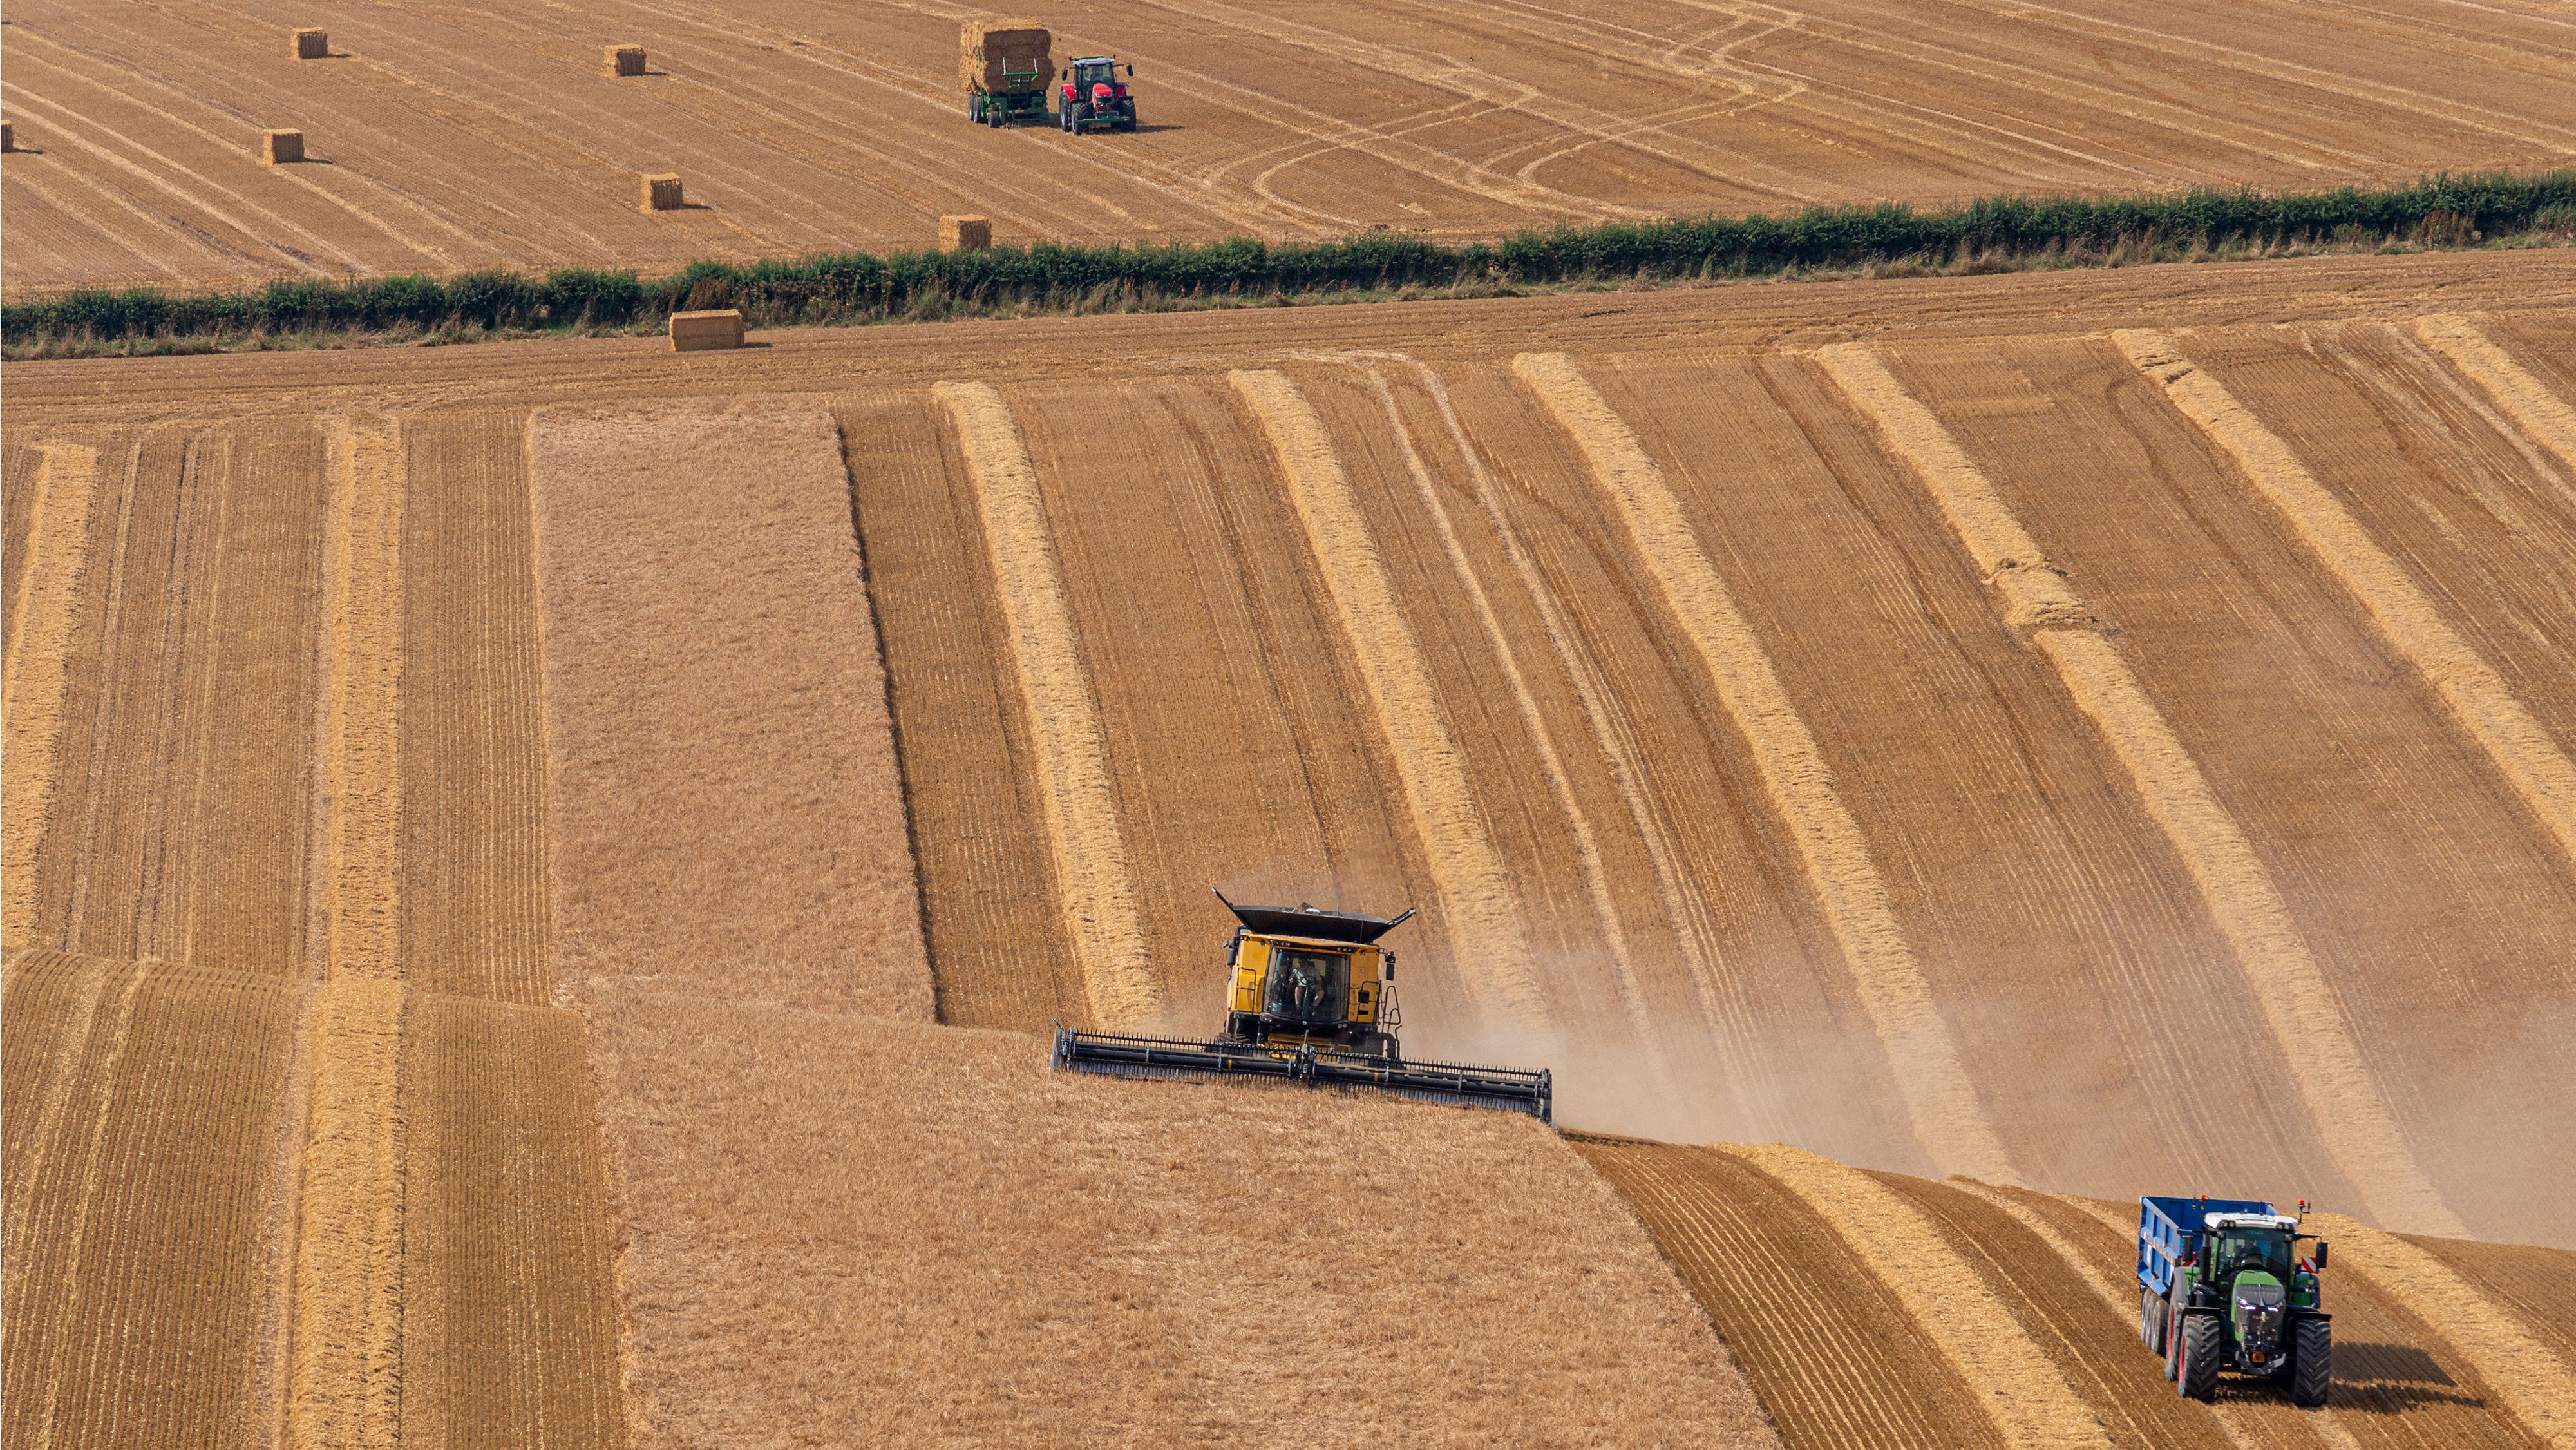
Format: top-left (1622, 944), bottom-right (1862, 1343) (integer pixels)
top-left (1052, 892), bottom-right (1552, 1120)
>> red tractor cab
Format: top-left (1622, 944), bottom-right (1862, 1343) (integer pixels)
top-left (1058, 55), bottom-right (1137, 133)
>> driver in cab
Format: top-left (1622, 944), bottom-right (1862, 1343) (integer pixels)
top-left (1269, 955), bottom-right (1333, 1020)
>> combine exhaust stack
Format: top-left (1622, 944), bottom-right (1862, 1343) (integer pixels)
top-left (1053, 1026), bottom-right (1553, 1121)
top-left (1048, 890), bottom-right (1555, 1121)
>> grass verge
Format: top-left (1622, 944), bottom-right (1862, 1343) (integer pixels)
top-left (6, 173), bottom-right (2571, 359)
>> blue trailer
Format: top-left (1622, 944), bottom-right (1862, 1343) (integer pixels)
top-left (2136, 1194), bottom-right (2333, 1405)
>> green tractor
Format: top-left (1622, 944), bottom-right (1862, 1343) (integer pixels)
top-left (2139, 1196), bottom-right (2331, 1406)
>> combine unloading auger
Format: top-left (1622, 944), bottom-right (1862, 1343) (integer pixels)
top-left (1051, 891), bottom-right (1554, 1122)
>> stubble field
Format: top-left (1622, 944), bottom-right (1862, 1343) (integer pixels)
top-left (8, 247), bottom-right (2576, 1446)
top-left (4, 0), bottom-right (2575, 292)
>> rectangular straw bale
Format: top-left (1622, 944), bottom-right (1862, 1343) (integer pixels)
top-left (958, 19), bottom-right (1050, 93)
top-left (1, 123), bottom-right (14, 153)
top-left (940, 215), bottom-right (992, 251)
top-left (639, 173), bottom-right (682, 211)
top-left (292, 28), bottom-right (327, 59)
top-left (668, 310), bottom-right (744, 352)
top-left (605, 45), bottom-right (646, 77)
top-left (261, 129), bottom-right (305, 165)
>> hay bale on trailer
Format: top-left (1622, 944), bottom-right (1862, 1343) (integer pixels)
top-left (959, 19), bottom-right (1050, 95)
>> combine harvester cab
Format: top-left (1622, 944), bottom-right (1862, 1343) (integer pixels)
top-left (1057, 55), bottom-right (1138, 132)
top-left (962, 20), bottom-right (1052, 128)
top-left (2137, 1194), bottom-right (2333, 1406)
top-left (1052, 891), bottom-right (1552, 1120)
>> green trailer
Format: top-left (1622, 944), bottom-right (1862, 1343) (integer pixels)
top-left (963, 22), bottom-right (1051, 128)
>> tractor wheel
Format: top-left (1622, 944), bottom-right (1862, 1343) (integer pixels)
top-left (2141, 1288), bottom-right (2167, 1355)
top-left (1119, 100), bottom-right (1137, 131)
top-left (2291, 1318), bottom-right (2331, 1407)
top-left (2179, 1315), bottom-right (2221, 1402)
top-left (1070, 100), bottom-right (1092, 133)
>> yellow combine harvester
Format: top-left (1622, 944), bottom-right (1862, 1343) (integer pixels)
top-left (1052, 892), bottom-right (1553, 1120)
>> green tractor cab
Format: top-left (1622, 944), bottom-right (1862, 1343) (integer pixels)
top-left (2139, 1197), bottom-right (2332, 1406)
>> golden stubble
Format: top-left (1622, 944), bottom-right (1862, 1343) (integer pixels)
top-left (2310, 1212), bottom-right (2576, 1449)
top-left (289, 417), bottom-right (411, 1449)
top-left (1515, 351), bottom-right (2012, 1183)
top-left (2115, 329), bottom-right (2576, 880)
top-left (1730, 1143), bottom-right (2114, 1450)
top-left (2, 444), bottom-right (101, 951)
top-left (2414, 314), bottom-right (2576, 476)
top-left (1229, 368), bottom-right (1548, 1029)
top-left (934, 381), bottom-right (1158, 1028)
top-left (1819, 342), bottom-right (2464, 1237)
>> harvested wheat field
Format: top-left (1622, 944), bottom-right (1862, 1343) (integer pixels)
top-left (1573, 1134), bottom-right (2576, 1450)
top-left (8, 251), bottom-right (2576, 1447)
top-left (5, 0), bottom-right (2576, 291)
top-left (0, 403), bottom-right (624, 1446)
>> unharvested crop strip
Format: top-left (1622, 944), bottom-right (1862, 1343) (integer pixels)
top-left (1365, 367), bottom-right (1650, 1058)
top-left (1730, 1143), bottom-right (2113, 1450)
top-left (1229, 368), bottom-right (1547, 1028)
top-left (323, 420), bottom-right (404, 980)
top-left (2115, 329), bottom-right (2576, 877)
top-left (2414, 314), bottom-right (2576, 477)
top-left (2309, 1212), bottom-right (2576, 1449)
top-left (1515, 352), bottom-right (2008, 1178)
top-left (287, 976), bottom-right (407, 1450)
top-left (1, 444), bottom-right (100, 950)
top-left (1817, 345), bottom-right (2462, 1236)
top-left (933, 382), bottom-right (1157, 1028)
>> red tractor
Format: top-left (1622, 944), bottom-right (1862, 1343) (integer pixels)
top-left (1057, 55), bottom-right (1137, 133)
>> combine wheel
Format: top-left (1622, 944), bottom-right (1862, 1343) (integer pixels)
top-left (2291, 1319), bottom-right (2331, 1407)
top-left (2141, 1288), bottom-right (2167, 1355)
top-left (2179, 1315), bottom-right (2221, 1402)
